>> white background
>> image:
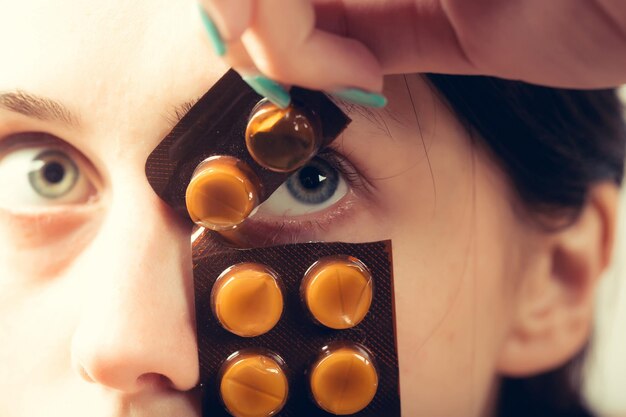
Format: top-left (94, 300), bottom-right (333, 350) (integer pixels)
top-left (584, 86), bottom-right (626, 417)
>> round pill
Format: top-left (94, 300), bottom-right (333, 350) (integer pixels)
top-left (212, 263), bottom-right (283, 337)
top-left (309, 344), bottom-right (378, 415)
top-left (301, 256), bottom-right (373, 329)
top-left (185, 156), bottom-right (260, 231)
top-left (245, 99), bottom-right (321, 173)
top-left (220, 351), bottom-right (289, 417)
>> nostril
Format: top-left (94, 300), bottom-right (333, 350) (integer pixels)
top-left (136, 373), bottom-right (173, 391)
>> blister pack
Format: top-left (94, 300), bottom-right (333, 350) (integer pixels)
top-left (145, 70), bottom-right (401, 416)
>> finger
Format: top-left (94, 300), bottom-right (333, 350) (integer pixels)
top-left (198, 0), bottom-right (384, 107)
top-left (311, 0), bottom-right (479, 76)
top-left (228, 41), bottom-right (292, 109)
top-left (242, 0), bottom-right (384, 93)
top-left (198, 0), bottom-right (252, 41)
top-left (196, 4), bottom-right (256, 75)
top-left (197, 2), bottom-right (291, 108)
top-left (223, 39), bottom-right (256, 71)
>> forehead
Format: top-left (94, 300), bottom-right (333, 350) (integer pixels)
top-left (0, 0), bottom-right (226, 132)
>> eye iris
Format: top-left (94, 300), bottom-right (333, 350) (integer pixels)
top-left (28, 150), bottom-right (79, 199)
top-left (286, 158), bottom-right (339, 205)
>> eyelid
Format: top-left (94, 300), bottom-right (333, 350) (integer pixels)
top-left (0, 132), bottom-right (78, 159)
top-left (219, 148), bottom-right (371, 247)
top-left (0, 132), bottom-right (56, 153)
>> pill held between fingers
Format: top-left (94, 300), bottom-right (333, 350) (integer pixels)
top-left (245, 99), bottom-right (321, 173)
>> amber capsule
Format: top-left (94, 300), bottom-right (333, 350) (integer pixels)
top-left (245, 99), bottom-right (322, 173)
top-left (301, 256), bottom-right (374, 330)
top-left (309, 342), bottom-right (378, 415)
top-left (185, 156), bottom-right (260, 231)
top-left (211, 263), bottom-right (284, 337)
top-left (219, 350), bottom-right (289, 417)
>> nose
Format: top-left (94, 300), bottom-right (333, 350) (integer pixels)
top-left (70, 182), bottom-right (199, 393)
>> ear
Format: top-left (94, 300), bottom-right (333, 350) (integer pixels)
top-left (497, 182), bottom-right (619, 377)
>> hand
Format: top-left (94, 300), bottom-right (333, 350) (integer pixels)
top-left (198, 0), bottom-right (626, 107)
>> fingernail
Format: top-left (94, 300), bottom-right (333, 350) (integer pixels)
top-left (242, 75), bottom-right (291, 109)
top-left (331, 88), bottom-right (388, 108)
top-left (198, 4), bottom-right (226, 57)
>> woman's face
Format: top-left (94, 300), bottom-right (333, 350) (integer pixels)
top-left (0, 1), bottom-right (543, 416)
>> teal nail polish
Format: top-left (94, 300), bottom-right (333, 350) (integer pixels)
top-left (242, 75), bottom-right (291, 109)
top-left (198, 4), bottom-right (226, 57)
top-left (331, 88), bottom-right (388, 108)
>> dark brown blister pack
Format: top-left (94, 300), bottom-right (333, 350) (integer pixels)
top-left (145, 69), bottom-right (350, 216)
top-left (193, 232), bottom-right (400, 416)
top-left (144, 69), bottom-right (400, 416)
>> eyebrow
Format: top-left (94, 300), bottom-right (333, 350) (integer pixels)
top-left (0, 90), bottom-right (200, 131)
top-left (0, 91), bottom-right (80, 126)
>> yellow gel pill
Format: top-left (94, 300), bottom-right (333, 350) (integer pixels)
top-left (302, 256), bottom-right (373, 329)
top-left (220, 351), bottom-right (288, 417)
top-left (310, 344), bottom-right (378, 415)
top-left (245, 99), bottom-right (321, 173)
top-left (186, 155), bottom-right (260, 231)
top-left (212, 263), bottom-right (283, 337)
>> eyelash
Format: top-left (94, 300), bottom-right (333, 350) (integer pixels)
top-left (316, 146), bottom-right (373, 197)
top-left (0, 132), bottom-right (365, 246)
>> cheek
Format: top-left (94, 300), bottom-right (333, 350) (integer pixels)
top-left (0, 268), bottom-right (78, 415)
top-left (0, 214), bottom-right (91, 393)
top-left (388, 155), bottom-right (522, 415)
top-left (0, 209), bottom-right (102, 279)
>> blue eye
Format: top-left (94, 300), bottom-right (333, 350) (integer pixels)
top-left (255, 157), bottom-right (349, 217)
top-left (286, 158), bottom-right (339, 205)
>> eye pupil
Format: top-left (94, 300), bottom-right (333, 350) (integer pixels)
top-left (298, 166), bottom-right (326, 190)
top-left (43, 162), bottom-right (65, 184)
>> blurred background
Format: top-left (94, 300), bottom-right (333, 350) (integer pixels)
top-left (583, 86), bottom-right (626, 417)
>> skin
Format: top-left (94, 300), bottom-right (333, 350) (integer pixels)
top-left (201, 0), bottom-right (626, 93)
top-left (0, 1), bottom-right (617, 416)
